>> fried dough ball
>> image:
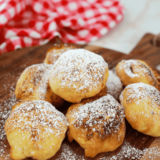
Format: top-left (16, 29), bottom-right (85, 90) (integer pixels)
top-left (66, 94), bottom-right (126, 158)
top-left (116, 59), bottom-right (160, 89)
top-left (5, 100), bottom-right (68, 160)
top-left (49, 49), bottom-right (109, 103)
top-left (120, 82), bottom-right (160, 137)
top-left (106, 70), bottom-right (123, 100)
top-left (15, 63), bottom-right (64, 108)
top-left (44, 44), bottom-right (76, 64)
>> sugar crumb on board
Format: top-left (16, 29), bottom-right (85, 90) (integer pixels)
top-left (55, 143), bottom-right (85, 160)
top-left (54, 140), bottom-right (160, 160)
top-left (101, 140), bottom-right (160, 160)
top-left (0, 93), bottom-right (17, 159)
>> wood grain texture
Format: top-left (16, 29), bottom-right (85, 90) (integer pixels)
top-left (0, 33), bottom-right (160, 160)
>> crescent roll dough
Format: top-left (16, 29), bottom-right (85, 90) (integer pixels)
top-left (49, 49), bottom-right (109, 103)
top-left (44, 44), bottom-right (75, 64)
top-left (116, 59), bottom-right (160, 90)
top-left (5, 100), bottom-right (68, 160)
top-left (66, 94), bottom-right (126, 158)
top-left (15, 63), bottom-right (64, 108)
top-left (120, 82), bottom-right (160, 137)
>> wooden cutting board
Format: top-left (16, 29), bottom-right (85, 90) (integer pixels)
top-left (0, 33), bottom-right (160, 160)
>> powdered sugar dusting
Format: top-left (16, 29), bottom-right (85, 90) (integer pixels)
top-left (18, 63), bottom-right (54, 100)
top-left (99, 140), bottom-right (160, 160)
top-left (121, 60), bottom-right (139, 78)
top-left (69, 94), bottom-right (125, 139)
top-left (6, 100), bottom-right (68, 142)
top-left (120, 60), bottom-right (156, 83)
top-left (109, 141), bottom-right (144, 160)
top-left (106, 70), bottom-right (123, 100)
top-left (55, 140), bottom-right (160, 160)
top-left (156, 64), bottom-right (160, 71)
top-left (55, 143), bottom-right (85, 160)
top-left (0, 93), bottom-right (17, 159)
top-left (51, 49), bottom-right (108, 93)
top-left (120, 83), bottom-right (160, 108)
top-left (133, 61), bottom-right (156, 82)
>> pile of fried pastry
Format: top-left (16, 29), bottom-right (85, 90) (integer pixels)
top-left (5, 44), bottom-right (160, 160)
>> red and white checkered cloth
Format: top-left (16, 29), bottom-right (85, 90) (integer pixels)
top-left (0, 0), bottom-right (124, 55)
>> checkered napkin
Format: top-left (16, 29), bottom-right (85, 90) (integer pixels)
top-left (0, 0), bottom-right (124, 55)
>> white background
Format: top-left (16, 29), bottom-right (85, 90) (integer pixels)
top-left (90, 0), bottom-right (160, 54)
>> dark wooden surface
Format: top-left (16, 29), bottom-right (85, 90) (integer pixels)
top-left (0, 33), bottom-right (160, 160)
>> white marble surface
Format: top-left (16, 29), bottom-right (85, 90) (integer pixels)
top-left (90, 0), bottom-right (160, 54)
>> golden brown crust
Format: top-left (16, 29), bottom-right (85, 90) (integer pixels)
top-left (5, 100), bottom-right (68, 160)
top-left (15, 63), bottom-right (64, 108)
top-left (116, 59), bottom-right (160, 90)
top-left (66, 94), bottom-right (126, 158)
top-left (49, 49), bottom-right (109, 103)
top-left (81, 88), bottom-right (107, 104)
top-left (44, 44), bottom-right (76, 64)
top-left (120, 82), bottom-right (160, 137)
